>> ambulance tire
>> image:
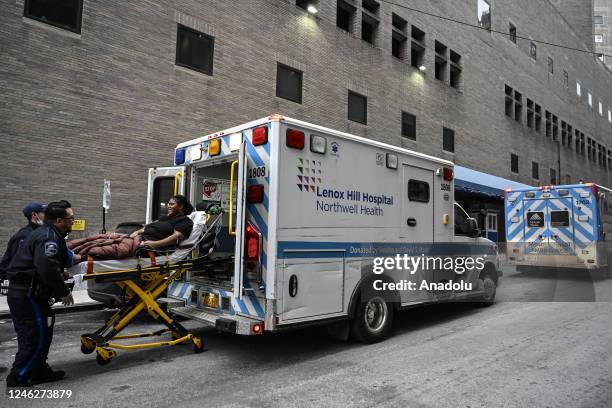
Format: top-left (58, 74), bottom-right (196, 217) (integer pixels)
top-left (350, 295), bottom-right (394, 344)
top-left (474, 271), bottom-right (497, 307)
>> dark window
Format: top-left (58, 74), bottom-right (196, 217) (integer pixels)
top-left (530, 41), bottom-right (537, 60)
top-left (411, 25), bottom-right (425, 69)
top-left (532, 161), bottom-right (539, 180)
top-left (594, 16), bottom-right (604, 25)
top-left (362, 0), bottom-right (380, 14)
top-left (296, 0), bottom-right (311, 11)
top-left (509, 23), bottom-right (517, 43)
top-left (563, 70), bottom-right (569, 88)
top-left (348, 91), bottom-right (367, 124)
top-left (435, 41), bottom-right (447, 81)
top-left (176, 25), bottom-right (214, 75)
top-left (276, 63), bottom-right (303, 104)
top-left (548, 57), bottom-right (554, 74)
top-left (443, 127), bottom-right (455, 153)
top-left (401, 112), bottom-right (416, 140)
top-left (408, 179), bottom-right (430, 203)
top-left (449, 50), bottom-right (461, 89)
top-left (454, 204), bottom-right (471, 235)
top-left (337, 0), bottom-right (355, 32)
top-left (550, 211), bottom-right (569, 227)
top-left (511, 153), bottom-right (519, 173)
top-left (24, 0), bottom-right (83, 33)
top-left (392, 14), bottom-right (408, 60)
top-left (550, 168), bottom-right (557, 185)
top-left (152, 177), bottom-right (174, 221)
top-left (361, 16), bottom-right (378, 45)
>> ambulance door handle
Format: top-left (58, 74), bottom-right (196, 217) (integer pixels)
top-left (407, 218), bottom-right (417, 227)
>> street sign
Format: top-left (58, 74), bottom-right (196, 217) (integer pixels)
top-left (103, 179), bottom-right (111, 210)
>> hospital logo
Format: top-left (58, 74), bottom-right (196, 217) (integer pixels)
top-left (296, 158), bottom-right (322, 192)
top-left (331, 142), bottom-right (340, 157)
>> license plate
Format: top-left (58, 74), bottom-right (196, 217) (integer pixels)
top-left (202, 292), bottom-right (219, 309)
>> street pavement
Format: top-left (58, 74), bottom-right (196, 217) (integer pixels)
top-left (0, 267), bottom-right (611, 407)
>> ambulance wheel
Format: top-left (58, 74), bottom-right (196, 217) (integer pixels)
top-left (476, 272), bottom-right (497, 307)
top-left (192, 337), bottom-right (205, 354)
top-left (351, 295), bottom-right (394, 344)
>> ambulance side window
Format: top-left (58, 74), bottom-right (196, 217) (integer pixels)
top-left (454, 204), bottom-right (470, 236)
top-left (152, 177), bottom-right (174, 221)
top-left (408, 179), bottom-right (429, 202)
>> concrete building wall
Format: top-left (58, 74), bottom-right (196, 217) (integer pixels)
top-left (1, 0), bottom-right (612, 247)
top-left (550, 0), bottom-right (595, 52)
top-left (594, 0), bottom-right (612, 70)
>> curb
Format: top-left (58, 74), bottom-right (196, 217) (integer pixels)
top-left (0, 302), bottom-right (104, 319)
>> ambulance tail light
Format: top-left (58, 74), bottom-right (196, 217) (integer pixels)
top-left (286, 129), bottom-right (305, 149)
top-left (245, 224), bottom-right (261, 262)
top-left (251, 322), bottom-right (263, 335)
top-left (247, 184), bottom-right (264, 203)
top-left (252, 126), bottom-right (268, 146)
top-left (443, 167), bottom-right (454, 181)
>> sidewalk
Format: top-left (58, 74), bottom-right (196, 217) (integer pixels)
top-left (0, 280), bottom-right (101, 318)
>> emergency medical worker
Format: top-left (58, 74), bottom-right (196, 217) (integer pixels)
top-left (0, 203), bottom-right (46, 280)
top-left (5, 200), bottom-right (75, 388)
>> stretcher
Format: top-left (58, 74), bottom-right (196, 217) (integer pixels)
top-left (77, 209), bottom-right (224, 365)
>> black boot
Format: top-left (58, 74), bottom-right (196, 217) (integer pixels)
top-left (6, 371), bottom-right (32, 388)
top-left (29, 364), bottom-right (65, 385)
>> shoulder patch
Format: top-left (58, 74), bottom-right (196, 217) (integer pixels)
top-left (44, 241), bottom-right (58, 257)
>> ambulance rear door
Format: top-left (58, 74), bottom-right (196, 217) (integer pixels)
top-left (146, 166), bottom-right (187, 224)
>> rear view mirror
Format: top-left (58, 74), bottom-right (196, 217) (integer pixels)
top-left (467, 218), bottom-right (480, 238)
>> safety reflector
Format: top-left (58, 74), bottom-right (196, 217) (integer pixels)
top-left (578, 215), bottom-right (589, 222)
top-left (247, 184), bottom-right (264, 203)
top-left (286, 129), bottom-right (305, 149)
top-left (443, 167), bottom-right (453, 181)
top-left (310, 134), bottom-right (327, 154)
top-left (252, 126), bottom-right (268, 145)
top-left (245, 224), bottom-right (260, 261)
top-left (209, 139), bottom-right (221, 156)
top-left (175, 149), bottom-right (185, 165)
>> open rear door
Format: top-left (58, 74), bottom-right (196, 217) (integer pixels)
top-left (232, 143), bottom-right (248, 304)
top-left (146, 166), bottom-right (186, 224)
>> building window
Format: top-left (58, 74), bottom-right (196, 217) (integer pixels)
top-left (527, 99), bottom-right (534, 129)
top-left (434, 41), bottom-right (448, 82)
top-left (23, 0), bottom-right (83, 33)
top-left (594, 15), bottom-right (604, 24)
top-left (595, 34), bottom-right (604, 43)
top-left (411, 25), bottom-right (426, 70)
top-left (348, 91), bottom-right (367, 124)
top-left (176, 25), bottom-right (215, 75)
top-left (361, 1), bottom-right (380, 45)
top-left (576, 82), bottom-right (582, 97)
top-left (477, 0), bottom-right (491, 30)
top-left (511, 153), bottom-right (519, 174)
top-left (608, 110), bottom-right (611, 123)
top-left (561, 121), bottom-right (567, 146)
top-left (532, 162), bottom-right (539, 180)
top-left (565, 174), bottom-right (571, 184)
top-left (443, 127), bottom-right (455, 153)
top-left (391, 13), bottom-right (408, 60)
top-left (548, 57), bottom-right (554, 74)
top-left (401, 112), bottom-right (416, 140)
top-left (530, 41), bottom-right (537, 60)
top-left (599, 102), bottom-right (604, 116)
top-left (563, 70), bottom-right (569, 88)
top-left (509, 22), bottom-right (516, 43)
top-left (337, 0), bottom-right (356, 33)
top-left (552, 115), bottom-right (558, 141)
top-left (449, 50), bottom-right (462, 89)
top-left (514, 90), bottom-right (522, 122)
top-left (535, 103), bottom-right (542, 133)
top-left (276, 63), bottom-right (303, 104)
top-left (598, 53), bottom-right (605, 62)
top-left (505, 85), bottom-right (513, 117)
top-left (550, 168), bottom-right (557, 185)
top-left (567, 124), bottom-right (573, 147)
top-left (588, 92), bottom-right (593, 107)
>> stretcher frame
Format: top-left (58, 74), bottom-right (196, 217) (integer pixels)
top-left (80, 256), bottom-right (204, 365)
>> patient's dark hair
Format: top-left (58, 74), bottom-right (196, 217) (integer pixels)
top-left (172, 195), bottom-right (193, 215)
top-left (45, 200), bottom-right (72, 221)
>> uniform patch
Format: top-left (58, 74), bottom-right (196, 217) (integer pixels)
top-left (44, 241), bottom-right (58, 257)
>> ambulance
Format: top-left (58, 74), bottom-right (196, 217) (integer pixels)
top-left (504, 183), bottom-right (612, 273)
top-left (148, 115), bottom-right (499, 343)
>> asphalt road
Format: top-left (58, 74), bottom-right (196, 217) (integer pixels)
top-left (1, 268), bottom-right (611, 408)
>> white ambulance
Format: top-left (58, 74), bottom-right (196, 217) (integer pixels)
top-left (150, 115), bottom-right (499, 343)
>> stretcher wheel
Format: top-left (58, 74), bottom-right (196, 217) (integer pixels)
top-left (192, 337), bottom-right (205, 354)
top-left (96, 353), bottom-right (112, 366)
top-left (81, 343), bottom-right (95, 354)
top-left (96, 348), bottom-right (115, 366)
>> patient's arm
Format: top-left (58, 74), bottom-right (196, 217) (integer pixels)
top-left (141, 230), bottom-right (185, 249)
top-left (130, 228), bottom-right (144, 238)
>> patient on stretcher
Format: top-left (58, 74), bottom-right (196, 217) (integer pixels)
top-left (68, 195), bottom-right (194, 260)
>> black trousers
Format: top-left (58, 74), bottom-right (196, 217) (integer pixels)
top-left (7, 289), bottom-right (54, 382)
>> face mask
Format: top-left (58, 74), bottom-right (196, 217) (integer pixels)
top-left (34, 218), bottom-right (44, 226)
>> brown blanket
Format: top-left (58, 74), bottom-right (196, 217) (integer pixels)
top-left (68, 233), bottom-right (141, 260)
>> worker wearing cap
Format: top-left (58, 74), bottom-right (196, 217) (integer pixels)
top-left (5, 200), bottom-right (75, 388)
top-left (0, 203), bottom-right (47, 280)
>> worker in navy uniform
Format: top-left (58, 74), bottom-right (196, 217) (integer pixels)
top-left (5, 200), bottom-right (75, 388)
top-left (0, 202), bottom-right (47, 280)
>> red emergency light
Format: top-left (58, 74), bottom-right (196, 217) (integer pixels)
top-left (252, 126), bottom-right (268, 146)
top-left (286, 129), bottom-right (305, 149)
